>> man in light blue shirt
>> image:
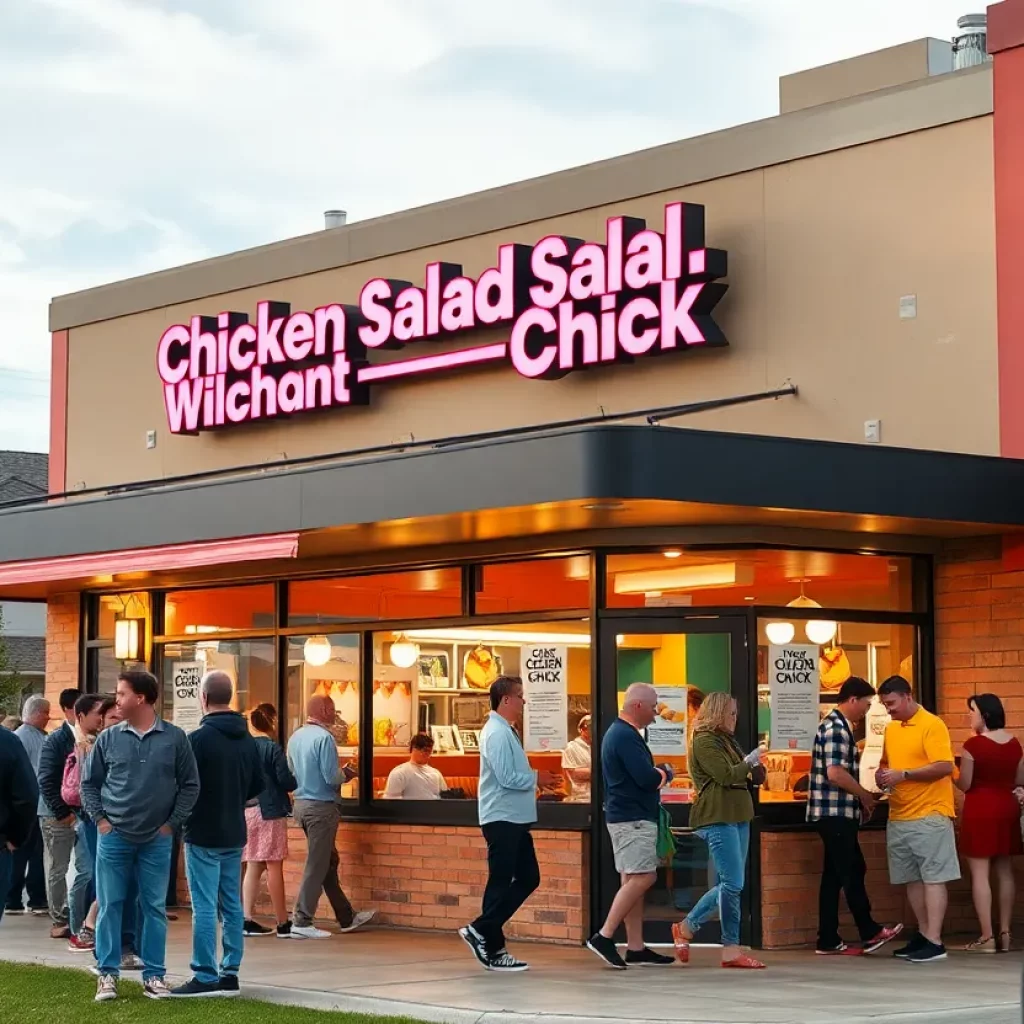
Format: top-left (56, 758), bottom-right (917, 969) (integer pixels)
top-left (286, 695), bottom-right (374, 940)
top-left (460, 675), bottom-right (554, 974)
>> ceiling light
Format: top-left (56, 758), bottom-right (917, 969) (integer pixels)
top-left (614, 562), bottom-right (754, 595)
top-left (765, 621), bottom-right (795, 645)
top-left (582, 501), bottom-right (624, 511)
top-left (616, 634), bottom-right (625, 646)
top-left (389, 633), bottom-right (420, 668)
top-left (663, 550), bottom-right (683, 559)
top-left (805, 619), bottom-right (838, 645)
top-left (405, 627), bottom-right (591, 647)
top-left (303, 635), bottom-right (333, 667)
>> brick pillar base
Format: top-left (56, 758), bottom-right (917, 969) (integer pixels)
top-left (45, 593), bottom-right (80, 703)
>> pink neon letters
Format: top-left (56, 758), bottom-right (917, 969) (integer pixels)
top-left (157, 201), bottom-right (728, 434)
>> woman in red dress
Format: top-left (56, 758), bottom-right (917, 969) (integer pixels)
top-left (956, 693), bottom-right (1023, 953)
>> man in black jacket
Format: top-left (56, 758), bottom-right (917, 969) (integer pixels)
top-left (37, 687), bottom-right (80, 938)
top-left (170, 671), bottom-right (263, 1000)
top-left (0, 724), bottom-right (40, 925)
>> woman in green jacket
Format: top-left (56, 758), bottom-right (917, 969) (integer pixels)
top-left (672, 692), bottom-right (765, 969)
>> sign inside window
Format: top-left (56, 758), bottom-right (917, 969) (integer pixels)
top-left (768, 643), bottom-right (820, 752)
top-left (156, 202), bottom-right (729, 434)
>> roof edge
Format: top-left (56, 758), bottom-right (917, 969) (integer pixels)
top-left (49, 64), bottom-right (993, 332)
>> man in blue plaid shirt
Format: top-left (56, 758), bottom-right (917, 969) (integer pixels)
top-left (808, 676), bottom-right (902, 955)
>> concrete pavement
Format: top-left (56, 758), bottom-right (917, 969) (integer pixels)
top-left (0, 913), bottom-right (1019, 1024)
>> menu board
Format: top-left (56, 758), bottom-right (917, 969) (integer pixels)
top-left (171, 661), bottom-right (203, 733)
top-left (522, 645), bottom-right (568, 752)
top-left (648, 686), bottom-right (688, 756)
top-left (769, 644), bottom-right (820, 751)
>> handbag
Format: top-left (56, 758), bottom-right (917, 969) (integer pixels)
top-left (61, 750), bottom-right (82, 809)
top-left (749, 762), bottom-right (767, 787)
top-left (656, 805), bottom-right (676, 863)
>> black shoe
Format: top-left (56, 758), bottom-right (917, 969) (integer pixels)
top-left (276, 922), bottom-right (292, 939)
top-left (459, 925), bottom-right (490, 969)
top-left (4, 908), bottom-right (25, 916)
top-left (816, 942), bottom-right (849, 955)
top-left (219, 975), bottom-right (240, 998)
top-left (625, 947), bottom-right (675, 966)
top-left (907, 940), bottom-right (947, 964)
top-left (893, 933), bottom-right (927, 959)
top-left (169, 977), bottom-right (223, 998)
top-left (243, 919), bottom-right (274, 937)
top-left (586, 932), bottom-right (628, 970)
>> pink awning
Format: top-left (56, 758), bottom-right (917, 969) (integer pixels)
top-left (0, 533), bottom-right (300, 587)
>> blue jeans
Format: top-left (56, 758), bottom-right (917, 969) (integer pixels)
top-left (686, 822), bottom-right (750, 947)
top-left (69, 818), bottom-right (97, 936)
top-left (94, 830), bottom-right (172, 981)
top-left (184, 845), bottom-right (245, 985)
top-left (0, 848), bottom-right (11, 924)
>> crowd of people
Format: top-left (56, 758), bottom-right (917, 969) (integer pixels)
top-left (1, 667), bottom-right (1021, 996)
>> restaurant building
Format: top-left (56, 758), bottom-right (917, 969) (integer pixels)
top-left (6, 3), bottom-right (1024, 948)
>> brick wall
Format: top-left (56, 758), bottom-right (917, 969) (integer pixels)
top-left (179, 822), bottom-right (589, 945)
top-left (761, 830), bottom-right (905, 948)
top-left (45, 593), bottom-right (80, 704)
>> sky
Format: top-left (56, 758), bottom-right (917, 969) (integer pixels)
top-left (0, 0), bottom-right (985, 454)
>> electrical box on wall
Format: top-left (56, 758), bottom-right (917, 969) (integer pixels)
top-left (864, 419), bottom-right (881, 443)
top-left (145, 430), bottom-right (157, 450)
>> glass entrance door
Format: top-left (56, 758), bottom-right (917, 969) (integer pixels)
top-left (595, 616), bottom-right (752, 946)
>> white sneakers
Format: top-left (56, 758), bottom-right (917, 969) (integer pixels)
top-left (291, 909), bottom-right (377, 939)
top-left (339, 910), bottom-right (377, 934)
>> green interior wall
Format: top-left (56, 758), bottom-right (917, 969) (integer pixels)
top-left (616, 649), bottom-right (652, 691)
top-left (684, 633), bottom-right (731, 697)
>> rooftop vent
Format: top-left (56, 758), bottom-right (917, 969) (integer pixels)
top-left (952, 13), bottom-right (990, 70)
top-left (324, 209), bottom-right (348, 229)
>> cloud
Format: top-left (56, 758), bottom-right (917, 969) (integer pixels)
top-left (0, 0), bottom-right (980, 452)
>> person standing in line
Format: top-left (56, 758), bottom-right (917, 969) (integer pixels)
top-left (807, 677), bottom-right (903, 956)
top-left (37, 687), bottom-right (81, 938)
top-left (875, 675), bottom-right (958, 964)
top-left (672, 692), bottom-right (765, 970)
top-left (587, 684), bottom-right (676, 969)
top-left (955, 693), bottom-right (1023, 953)
top-left (561, 715), bottom-right (592, 803)
top-left (459, 675), bottom-right (556, 973)
top-left (81, 670), bottom-right (200, 1003)
top-left (0, 719), bottom-right (40, 925)
top-left (287, 694), bottom-right (375, 940)
top-left (383, 733), bottom-right (448, 800)
top-left (5, 696), bottom-right (50, 917)
top-left (170, 671), bottom-right (264, 999)
top-left (2, 716), bottom-right (22, 731)
top-left (66, 694), bottom-right (106, 953)
top-left (242, 703), bottom-right (297, 938)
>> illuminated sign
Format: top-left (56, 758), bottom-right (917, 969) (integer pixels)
top-left (157, 202), bottom-right (728, 434)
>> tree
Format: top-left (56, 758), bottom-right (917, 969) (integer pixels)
top-left (0, 606), bottom-right (27, 716)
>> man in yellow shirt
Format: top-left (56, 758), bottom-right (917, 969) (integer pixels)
top-left (875, 676), bottom-right (958, 965)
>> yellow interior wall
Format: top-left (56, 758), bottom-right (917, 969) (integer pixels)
top-left (652, 634), bottom-right (687, 687)
top-left (567, 648), bottom-right (590, 696)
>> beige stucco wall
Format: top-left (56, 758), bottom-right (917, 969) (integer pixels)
top-left (64, 116), bottom-right (997, 490)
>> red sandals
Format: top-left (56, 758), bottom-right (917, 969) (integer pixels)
top-left (722, 954), bottom-right (766, 970)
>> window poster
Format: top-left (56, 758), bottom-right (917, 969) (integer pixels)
top-left (769, 644), bottom-right (820, 751)
top-left (648, 686), bottom-right (688, 756)
top-left (522, 644), bottom-right (568, 752)
top-left (171, 661), bottom-right (204, 733)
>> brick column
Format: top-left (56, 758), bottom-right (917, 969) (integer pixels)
top-left (45, 593), bottom-right (81, 705)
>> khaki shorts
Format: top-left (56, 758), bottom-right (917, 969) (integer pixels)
top-left (607, 820), bottom-right (659, 875)
top-left (887, 815), bottom-right (961, 885)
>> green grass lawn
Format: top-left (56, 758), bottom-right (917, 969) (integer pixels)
top-left (0, 964), bottom-right (424, 1023)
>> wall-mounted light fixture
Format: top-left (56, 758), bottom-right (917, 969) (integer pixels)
top-left (114, 617), bottom-right (144, 662)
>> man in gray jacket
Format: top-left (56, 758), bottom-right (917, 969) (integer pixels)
top-left (82, 670), bottom-right (199, 1003)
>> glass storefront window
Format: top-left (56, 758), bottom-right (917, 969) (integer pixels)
top-left (158, 638), bottom-right (276, 733)
top-left (285, 634), bottom-right (360, 800)
top-left (288, 570), bottom-right (461, 625)
top-left (756, 619), bottom-right (917, 804)
top-left (607, 550), bottom-right (914, 611)
top-left (370, 621), bottom-right (592, 802)
top-left (475, 557), bottom-right (590, 615)
top-left (163, 585), bottom-right (275, 636)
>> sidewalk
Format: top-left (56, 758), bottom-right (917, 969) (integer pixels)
top-left (0, 913), bottom-right (1019, 1024)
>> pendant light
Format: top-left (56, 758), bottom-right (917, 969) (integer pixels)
top-left (787, 582), bottom-right (837, 646)
top-left (765, 621), bottom-right (795, 645)
top-left (303, 635), bottom-right (332, 667)
top-left (389, 632), bottom-right (420, 669)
